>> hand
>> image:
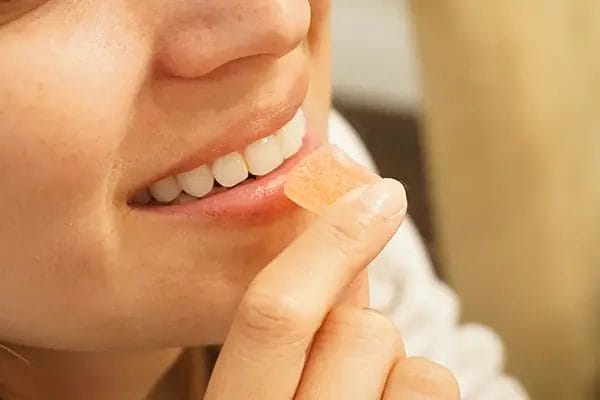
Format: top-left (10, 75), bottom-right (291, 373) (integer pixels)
top-left (204, 179), bottom-right (460, 399)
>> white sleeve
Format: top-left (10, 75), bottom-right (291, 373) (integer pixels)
top-left (329, 111), bottom-right (529, 399)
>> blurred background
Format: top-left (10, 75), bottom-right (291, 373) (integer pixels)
top-left (331, 1), bottom-right (599, 399)
top-left (332, 0), bottom-right (430, 257)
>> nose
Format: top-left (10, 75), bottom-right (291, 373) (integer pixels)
top-left (157, 1), bottom-right (311, 79)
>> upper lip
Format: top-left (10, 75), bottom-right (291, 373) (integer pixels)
top-left (129, 73), bottom-right (309, 198)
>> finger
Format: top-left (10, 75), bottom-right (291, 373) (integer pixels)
top-left (306, 273), bottom-right (370, 379)
top-left (295, 306), bottom-right (404, 400)
top-left (204, 179), bottom-right (407, 400)
top-left (382, 357), bottom-right (460, 400)
top-left (338, 270), bottom-right (370, 307)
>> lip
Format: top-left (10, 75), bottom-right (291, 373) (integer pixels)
top-left (134, 132), bottom-right (321, 222)
top-left (132, 76), bottom-right (309, 196)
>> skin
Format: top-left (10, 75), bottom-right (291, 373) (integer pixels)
top-left (0, 1), bottom-right (459, 398)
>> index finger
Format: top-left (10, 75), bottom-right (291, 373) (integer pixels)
top-left (205, 178), bottom-right (406, 400)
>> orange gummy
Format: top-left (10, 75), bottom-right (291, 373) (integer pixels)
top-left (284, 145), bottom-right (379, 214)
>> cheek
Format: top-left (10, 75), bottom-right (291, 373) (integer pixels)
top-left (0, 3), bottom-right (150, 343)
top-left (0, 30), bottom-right (121, 257)
top-left (306, 0), bottom-right (331, 137)
top-left (0, 3), bottom-right (150, 251)
top-left (310, 0), bottom-right (331, 18)
top-left (0, 3), bottom-right (152, 189)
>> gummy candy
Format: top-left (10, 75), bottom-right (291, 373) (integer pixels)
top-left (284, 145), bottom-right (379, 214)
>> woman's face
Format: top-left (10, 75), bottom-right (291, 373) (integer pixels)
top-left (0, 0), bottom-right (331, 350)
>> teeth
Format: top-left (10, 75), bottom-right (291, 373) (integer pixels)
top-left (244, 136), bottom-right (284, 176)
top-left (172, 193), bottom-right (198, 205)
top-left (149, 176), bottom-right (182, 202)
top-left (276, 109), bottom-right (306, 158)
top-left (211, 152), bottom-right (249, 188)
top-left (177, 165), bottom-right (214, 197)
top-left (132, 189), bottom-right (152, 205)
top-left (139, 109), bottom-right (307, 204)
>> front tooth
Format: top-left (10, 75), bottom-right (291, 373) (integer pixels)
top-left (177, 165), bottom-right (214, 197)
top-left (149, 176), bottom-right (182, 202)
top-left (211, 152), bottom-right (249, 187)
top-left (276, 110), bottom-right (306, 158)
top-left (244, 136), bottom-right (284, 176)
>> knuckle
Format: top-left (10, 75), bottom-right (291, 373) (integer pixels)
top-left (237, 290), bottom-right (315, 345)
top-left (323, 306), bottom-right (403, 352)
top-left (392, 357), bottom-right (461, 399)
top-left (427, 362), bottom-right (461, 398)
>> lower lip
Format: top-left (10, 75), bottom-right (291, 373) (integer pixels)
top-left (140, 132), bottom-right (321, 222)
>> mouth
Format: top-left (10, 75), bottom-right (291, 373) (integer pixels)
top-left (129, 109), bottom-right (320, 219)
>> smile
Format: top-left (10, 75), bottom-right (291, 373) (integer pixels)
top-left (130, 109), bottom-right (320, 219)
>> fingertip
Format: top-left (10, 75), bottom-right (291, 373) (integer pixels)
top-left (334, 177), bottom-right (407, 219)
top-left (361, 179), bottom-right (406, 218)
top-left (385, 357), bottom-right (460, 399)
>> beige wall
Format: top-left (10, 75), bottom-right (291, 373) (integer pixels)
top-left (410, 1), bottom-right (600, 399)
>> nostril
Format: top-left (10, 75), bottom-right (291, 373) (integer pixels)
top-left (156, 25), bottom-right (221, 79)
top-left (260, 1), bottom-right (311, 56)
top-left (156, 1), bottom-right (311, 80)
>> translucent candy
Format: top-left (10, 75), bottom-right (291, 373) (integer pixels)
top-left (284, 145), bottom-right (379, 214)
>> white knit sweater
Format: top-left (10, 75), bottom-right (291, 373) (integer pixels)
top-left (328, 111), bottom-right (529, 400)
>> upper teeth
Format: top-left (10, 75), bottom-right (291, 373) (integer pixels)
top-left (138, 109), bottom-right (306, 205)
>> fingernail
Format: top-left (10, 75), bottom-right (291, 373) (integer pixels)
top-left (360, 178), bottom-right (407, 218)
